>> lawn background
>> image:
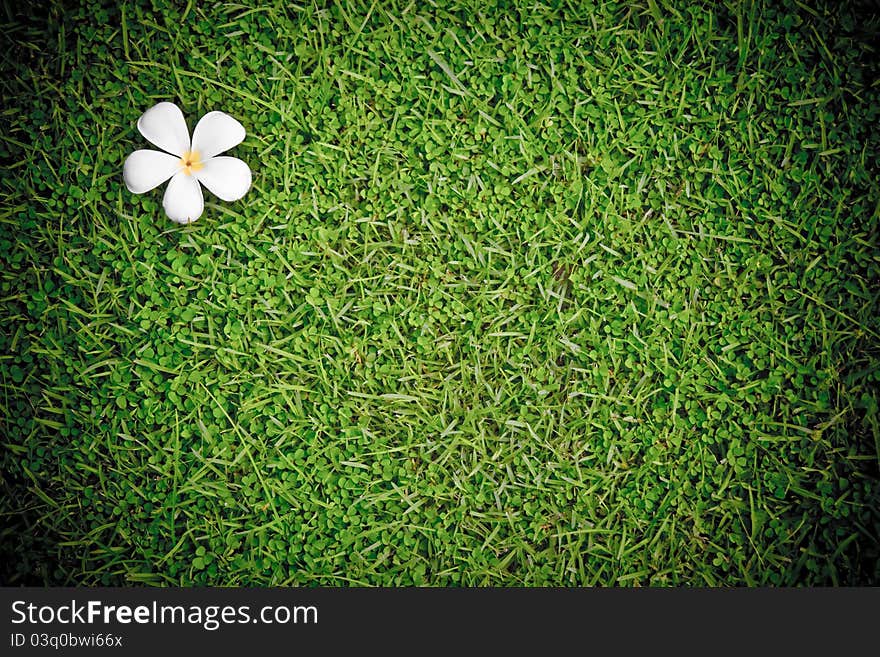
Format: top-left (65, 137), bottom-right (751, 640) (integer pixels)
top-left (1, 0), bottom-right (878, 585)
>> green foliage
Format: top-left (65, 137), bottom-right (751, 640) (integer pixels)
top-left (1, 0), bottom-right (879, 585)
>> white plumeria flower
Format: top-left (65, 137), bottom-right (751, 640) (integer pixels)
top-left (123, 102), bottom-right (252, 224)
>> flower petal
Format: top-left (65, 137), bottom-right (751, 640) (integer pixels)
top-left (162, 172), bottom-right (204, 224)
top-left (123, 149), bottom-right (182, 194)
top-left (195, 156), bottom-right (252, 202)
top-left (191, 111), bottom-right (246, 160)
top-left (137, 102), bottom-right (190, 157)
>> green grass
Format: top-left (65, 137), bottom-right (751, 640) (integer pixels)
top-left (1, 0), bottom-right (879, 586)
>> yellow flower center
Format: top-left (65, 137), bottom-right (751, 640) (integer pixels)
top-left (179, 150), bottom-right (204, 175)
